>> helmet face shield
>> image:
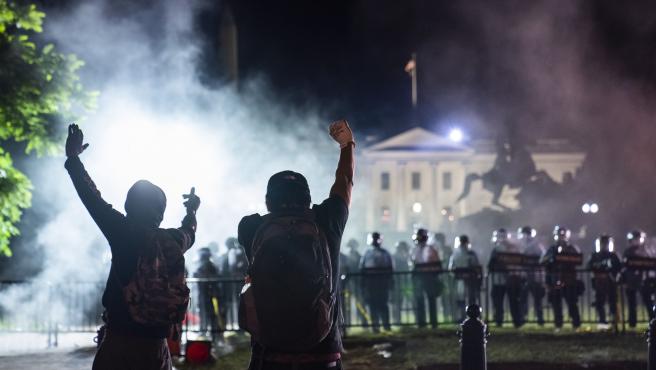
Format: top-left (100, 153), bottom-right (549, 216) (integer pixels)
top-left (517, 226), bottom-right (536, 239)
top-left (628, 230), bottom-right (646, 247)
top-left (492, 229), bottom-right (508, 244)
top-left (455, 235), bottom-right (471, 249)
top-left (367, 232), bottom-right (383, 247)
top-left (553, 226), bottom-right (570, 242)
top-left (413, 228), bottom-right (429, 244)
top-left (596, 235), bottom-right (614, 252)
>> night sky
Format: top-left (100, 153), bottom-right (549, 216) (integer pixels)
top-left (198, 0), bottom-right (656, 137)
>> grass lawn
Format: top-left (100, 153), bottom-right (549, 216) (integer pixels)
top-left (175, 325), bottom-right (648, 370)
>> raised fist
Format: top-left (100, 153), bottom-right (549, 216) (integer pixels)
top-left (183, 187), bottom-right (201, 214)
top-left (329, 119), bottom-right (355, 149)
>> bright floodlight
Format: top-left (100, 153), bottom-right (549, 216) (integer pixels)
top-left (581, 203), bottom-right (590, 214)
top-left (412, 202), bottom-right (422, 213)
top-left (590, 203), bottom-right (599, 214)
top-left (448, 128), bottom-right (464, 142)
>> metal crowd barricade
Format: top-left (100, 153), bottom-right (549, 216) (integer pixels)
top-left (2, 268), bottom-right (656, 340)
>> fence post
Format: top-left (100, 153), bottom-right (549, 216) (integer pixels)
top-left (458, 304), bottom-right (488, 370)
top-left (648, 306), bottom-right (656, 370)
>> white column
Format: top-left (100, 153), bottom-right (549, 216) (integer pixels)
top-left (429, 161), bottom-right (439, 230)
top-left (396, 162), bottom-right (407, 232)
top-left (365, 162), bottom-right (375, 231)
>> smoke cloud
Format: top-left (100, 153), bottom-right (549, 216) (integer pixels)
top-left (0, 0), bottom-right (363, 334)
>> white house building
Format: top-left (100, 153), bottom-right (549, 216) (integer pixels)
top-left (359, 127), bottom-right (585, 235)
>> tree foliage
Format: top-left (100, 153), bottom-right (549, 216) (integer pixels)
top-left (0, 1), bottom-right (97, 256)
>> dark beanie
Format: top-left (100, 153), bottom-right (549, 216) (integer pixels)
top-left (124, 180), bottom-right (167, 227)
top-left (266, 170), bottom-right (311, 211)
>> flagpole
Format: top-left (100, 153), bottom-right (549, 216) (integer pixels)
top-left (411, 52), bottom-right (417, 109)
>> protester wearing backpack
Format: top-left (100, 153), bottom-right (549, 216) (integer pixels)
top-left (64, 124), bottom-right (200, 370)
top-left (238, 120), bottom-right (355, 370)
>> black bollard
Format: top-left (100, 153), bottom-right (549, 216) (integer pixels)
top-left (458, 304), bottom-right (488, 370)
top-left (648, 306), bottom-right (656, 370)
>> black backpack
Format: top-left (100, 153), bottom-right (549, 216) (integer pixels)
top-left (239, 210), bottom-right (335, 351)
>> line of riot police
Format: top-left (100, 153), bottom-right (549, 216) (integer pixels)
top-left (187, 227), bottom-right (656, 337)
top-left (342, 226), bottom-right (656, 331)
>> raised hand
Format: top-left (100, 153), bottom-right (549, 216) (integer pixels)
top-left (66, 123), bottom-right (89, 157)
top-left (183, 187), bottom-right (201, 214)
top-left (329, 119), bottom-right (355, 149)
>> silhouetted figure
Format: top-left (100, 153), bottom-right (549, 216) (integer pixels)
top-left (193, 247), bottom-right (221, 340)
top-left (392, 241), bottom-right (411, 324)
top-left (488, 228), bottom-right (524, 328)
top-left (623, 230), bottom-right (656, 328)
top-left (219, 237), bottom-right (247, 329)
top-left (237, 120), bottom-right (354, 370)
top-left (435, 232), bottom-right (456, 321)
top-left (342, 238), bottom-right (368, 327)
top-left (360, 232), bottom-right (393, 333)
top-left (411, 228), bottom-right (442, 328)
top-left (518, 226), bottom-right (545, 325)
top-left (449, 235), bottom-right (481, 322)
top-left (587, 235), bottom-right (621, 328)
top-left (542, 226), bottom-right (582, 330)
top-left (64, 124), bottom-right (200, 370)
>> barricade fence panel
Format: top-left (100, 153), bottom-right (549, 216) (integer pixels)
top-left (1, 270), bottom-right (654, 336)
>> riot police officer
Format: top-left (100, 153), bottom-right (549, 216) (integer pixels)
top-left (541, 226), bottom-right (582, 330)
top-left (435, 232), bottom-right (455, 321)
top-left (518, 226), bottom-right (545, 325)
top-left (193, 247), bottom-right (221, 340)
top-left (587, 235), bottom-right (621, 328)
top-left (391, 241), bottom-right (411, 324)
top-left (448, 235), bottom-right (481, 322)
top-left (488, 228), bottom-right (524, 327)
top-left (623, 230), bottom-right (655, 327)
top-left (360, 232), bottom-right (394, 332)
top-left (411, 228), bottom-right (442, 328)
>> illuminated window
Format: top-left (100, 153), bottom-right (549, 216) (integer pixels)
top-left (381, 207), bottom-right (391, 223)
top-left (381, 172), bottom-right (390, 190)
top-left (442, 172), bottom-right (452, 190)
top-left (411, 172), bottom-right (421, 190)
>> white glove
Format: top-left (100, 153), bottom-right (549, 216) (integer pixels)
top-left (329, 119), bottom-right (355, 149)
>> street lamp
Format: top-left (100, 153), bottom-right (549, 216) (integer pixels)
top-left (448, 128), bottom-right (464, 143)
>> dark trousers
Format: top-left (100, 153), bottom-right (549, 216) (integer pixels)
top-left (366, 293), bottom-right (391, 332)
top-left (593, 284), bottom-right (617, 324)
top-left (521, 281), bottom-right (545, 325)
top-left (491, 284), bottom-right (523, 327)
top-left (415, 292), bottom-right (438, 328)
top-left (549, 286), bottom-right (580, 328)
top-left (248, 358), bottom-right (342, 370)
top-left (93, 330), bottom-right (171, 370)
top-left (626, 287), bottom-right (655, 327)
top-left (198, 299), bottom-right (219, 340)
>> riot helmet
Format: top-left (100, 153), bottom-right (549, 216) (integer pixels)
top-left (367, 232), bottom-right (383, 247)
top-left (553, 225), bottom-right (571, 243)
top-left (455, 235), bottom-right (471, 250)
top-left (627, 230), bottom-right (646, 247)
top-left (434, 232), bottom-right (447, 247)
top-left (595, 234), bottom-right (614, 253)
top-left (413, 228), bottom-right (429, 245)
top-left (395, 241), bottom-right (410, 253)
top-left (517, 226), bottom-right (536, 239)
top-left (225, 237), bottom-right (239, 250)
top-left (346, 238), bottom-right (360, 250)
top-left (198, 247), bottom-right (212, 261)
top-left (492, 228), bottom-right (509, 244)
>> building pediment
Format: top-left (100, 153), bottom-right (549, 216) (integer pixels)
top-left (365, 127), bottom-right (473, 154)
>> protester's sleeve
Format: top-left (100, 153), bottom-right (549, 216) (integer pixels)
top-left (167, 213), bottom-right (196, 253)
top-left (237, 214), bottom-right (260, 262)
top-left (315, 195), bottom-right (349, 243)
top-left (329, 143), bottom-right (354, 206)
top-left (65, 156), bottom-right (125, 241)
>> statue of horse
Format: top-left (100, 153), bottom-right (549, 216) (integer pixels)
top-left (456, 136), bottom-right (555, 210)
